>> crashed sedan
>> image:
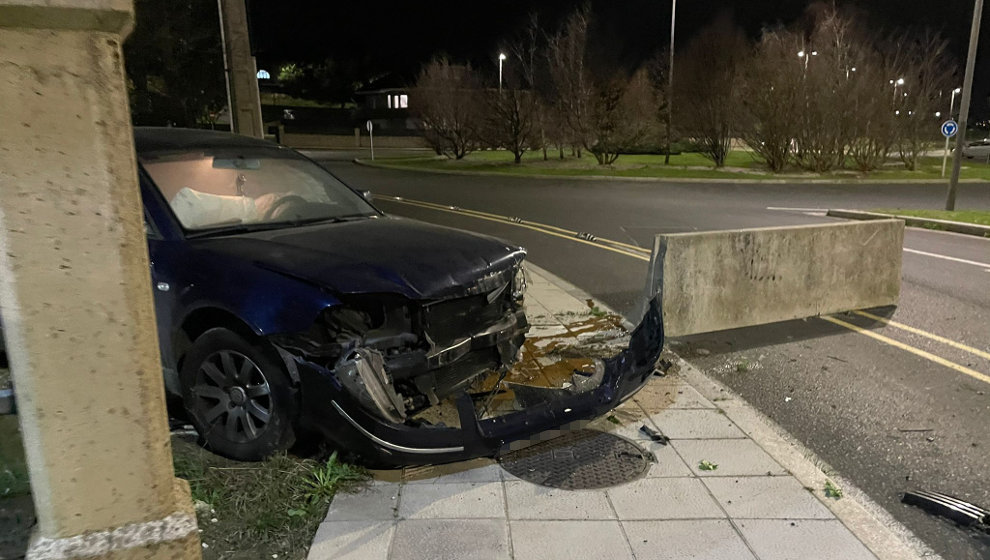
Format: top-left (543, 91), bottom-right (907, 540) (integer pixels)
top-left (138, 127), bottom-right (663, 466)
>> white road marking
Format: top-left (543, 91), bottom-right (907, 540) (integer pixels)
top-left (902, 247), bottom-right (990, 270)
top-left (766, 206), bottom-right (828, 212)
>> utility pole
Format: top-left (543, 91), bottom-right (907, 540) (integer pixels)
top-left (946, 0), bottom-right (983, 210)
top-left (664, 0), bottom-right (676, 165)
top-left (217, 0), bottom-right (264, 138)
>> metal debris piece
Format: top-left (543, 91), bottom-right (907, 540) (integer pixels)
top-left (639, 425), bottom-right (670, 445)
top-left (903, 490), bottom-right (989, 532)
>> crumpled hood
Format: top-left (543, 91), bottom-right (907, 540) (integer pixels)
top-left (193, 216), bottom-right (525, 300)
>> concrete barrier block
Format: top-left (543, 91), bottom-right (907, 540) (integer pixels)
top-left (652, 220), bottom-right (903, 337)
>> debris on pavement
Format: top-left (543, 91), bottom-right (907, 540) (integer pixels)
top-left (824, 480), bottom-right (843, 499)
top-left (698, 460), bottom-right (719, 471)
top-left (639, 425), bottom-right (670, 445)
top-left (902, 490), bottom-right (990, 533)
top-left (607, 415), bottom-right (621, 425)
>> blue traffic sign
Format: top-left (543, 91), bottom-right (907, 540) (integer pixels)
top-left (941, 120), bottom-right (959, 138)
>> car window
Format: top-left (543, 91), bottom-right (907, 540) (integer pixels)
top-left (139, 148), bottom-right (375, 231)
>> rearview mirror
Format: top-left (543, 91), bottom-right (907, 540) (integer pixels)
top-left (212, 157), bottom-right (261, 170)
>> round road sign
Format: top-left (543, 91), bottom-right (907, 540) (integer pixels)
top-left (941, 120), bottom-right (958, 138)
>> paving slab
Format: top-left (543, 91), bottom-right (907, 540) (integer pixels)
top-left (390, 519), bottom-right (511, 560)
top-left (633, 381), bottom-right (715, 412)
top-left (307, 520), bottom-right (394, 560)
top-left (736, 519), bottom-right (878, 560)
top-left (324, 482), bottom-right (400, 521)
top-left (510, 520), bottom-right (634, 560)
top-left (403, 460), bottom-right (502, 484)
top-left (673, 439), bottom-right (788, 477)
top-left (704, 476), bottom-right (834, 519)
top-left (623, 519), bottom-right (757, 560)
top-left (397, 481), bottom-right (505, 519)
top-left (606, 477), bottom-right (726, 520)
top-left (504, 481), bottom-right (615, 520)
top-left (648, 409), bottom-right (747, 439)
top-left (641, 442), bottom-right (695, 478)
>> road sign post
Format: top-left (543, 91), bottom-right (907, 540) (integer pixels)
top-left (941, 119), bottom-right (959, 177)
top-left (366, 119), bottom-right (374, 160)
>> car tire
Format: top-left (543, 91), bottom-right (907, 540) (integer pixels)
top-left (180, 328), bottom-right (296, 461)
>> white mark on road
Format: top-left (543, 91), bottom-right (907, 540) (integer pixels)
top-left (903, 247), bottom-right (990, 271)
top-left (766, 207), bottom-right (828, 212)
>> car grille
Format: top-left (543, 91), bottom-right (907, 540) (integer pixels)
top-left (421, 292), bottom-right (509, 348)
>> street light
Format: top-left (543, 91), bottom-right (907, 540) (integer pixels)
top-left (891, 77), bottom-right (904, 103)
top-left (942, 87), bottom-right (963, 176)
top-left (498, 52), bottom-right (507, 94)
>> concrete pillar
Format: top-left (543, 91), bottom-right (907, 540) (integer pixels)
top-left (0, 1), bottom-right (200, 558)
top-left (218, 0), bottom-right (264, 138)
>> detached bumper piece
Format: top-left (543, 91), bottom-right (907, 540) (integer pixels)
top-left (300, 297), bottom-right (664, 467)
top-left (903, 490), bottom-right (990, 533)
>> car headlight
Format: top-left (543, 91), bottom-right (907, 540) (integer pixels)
top-left (512, 267), bottom-right (527, 299)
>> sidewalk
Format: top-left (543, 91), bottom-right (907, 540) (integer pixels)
top-left (307, 265), bottom-right (930, 560)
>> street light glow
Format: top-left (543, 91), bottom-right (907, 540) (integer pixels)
top-left (954, 87), bottom-right (962, 93)
top-left (935, 111), bottom-right (941, 117)
top-left (797, 50), bottom-right (805, 57)
top-left (896, 78), bottom-right (905, 85)
top-left (851, 67), bottom-right (856, 72)
top-left (811, 50), bottom-right (818, 56)
top-left (498, 52), bottom-right (507, 61)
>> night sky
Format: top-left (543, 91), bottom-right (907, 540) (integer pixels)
top-left (250, 0), bottom-right (990, 114)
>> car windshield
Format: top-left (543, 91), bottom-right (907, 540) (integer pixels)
top-left (140, 148), bottom-right (376, 232)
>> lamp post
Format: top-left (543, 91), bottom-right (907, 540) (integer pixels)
top-left (948, 0), bottom-right (984, 210)
top-left (498, 52), bottom-right (507, 94)
top-left (664, 0), bottom-right (676, 165)
top-left (942, 87), bottom-right (962, 177)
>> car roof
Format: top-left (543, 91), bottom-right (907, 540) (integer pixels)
top-left (133, 127), bottom-right (277, 154)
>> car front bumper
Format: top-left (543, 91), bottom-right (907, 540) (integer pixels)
top-left (296, 296), bottom-right (664, 467)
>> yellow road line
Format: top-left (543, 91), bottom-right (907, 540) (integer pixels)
top-left (380, 196), bottom-right (652, 255)
top-left (821, 316), bottom-right (990, 385)
top-left (385, 197), bottom-right (649, 261)
top-left (852, 310), bottom-right (990, 361)
top-left (380, 194), bottom-right (990, 385)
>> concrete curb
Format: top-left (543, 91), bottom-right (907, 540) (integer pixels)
top-left (526, 261), bottom-right (937, 560)
top-left (353, 157), bottom-right (990, 186)
top-left (828, 208), bottom-right (990, 237)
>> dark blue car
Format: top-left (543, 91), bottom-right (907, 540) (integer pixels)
top-left (136, 128), bottom-right (662, 466)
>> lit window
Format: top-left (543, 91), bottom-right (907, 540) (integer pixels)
top-left (399, 94), bottom-right (408, 108)
top-left (387, 95), bottom-right (392, 109)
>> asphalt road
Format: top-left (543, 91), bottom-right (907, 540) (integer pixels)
top-left (316, 154), bottom-right (990, 560)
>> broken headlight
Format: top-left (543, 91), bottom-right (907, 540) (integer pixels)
top-left (512, 267), bottom-right (527, 300)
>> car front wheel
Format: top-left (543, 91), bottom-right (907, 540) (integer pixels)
top-left (180, 328), bottom-right (296, 461)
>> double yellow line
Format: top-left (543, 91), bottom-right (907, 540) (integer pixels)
top-left (378, 195), bottom-right (990, 386)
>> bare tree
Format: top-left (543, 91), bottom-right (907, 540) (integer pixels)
top-left (676, 14), bottom-right (748, 167)
top-left (546, 5), bottom-right (595, 158)
top-left (737, 29), bottom-right (802, 172)
top-left (410, 58), bottom-right (482, 159)
top-left (890, 31), bottom-right (955, 170)
top-left (483, 17), bottom-right (542, 163)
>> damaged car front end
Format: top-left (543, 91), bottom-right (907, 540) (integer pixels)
top-left (285, 292), bottom-right (663, 467)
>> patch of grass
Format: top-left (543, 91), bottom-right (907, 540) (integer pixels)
top-left (0, 416), bottom-right (30, 498)
top-left (606, 415), bottom-right (621, 425)
top-left (870, 208), bottom-right (990, 227)
top-left (735, 361), bottom-right (750, 373)
top-left (698, 460), bottom-right (719, 471)
top-left (824, 480), bottom-right (843, 499)
top-left (589, 306), bottom-right (608, 318)
top-left (172, 437), bottom-right (368, 560)
top-left (370, 149), bottom-right (990, 181)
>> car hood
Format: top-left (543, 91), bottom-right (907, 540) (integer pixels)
top-left (193, 216), bottom-right (525, 300)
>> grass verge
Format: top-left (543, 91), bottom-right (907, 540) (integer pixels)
top-left (369, 150), bottom-right (990, 181)
top-left (870, 209), bottom-right (990, 227)
top-left (171, 436), bottom-right (367, 560)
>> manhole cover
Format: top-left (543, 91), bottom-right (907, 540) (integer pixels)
top-left (499, 430), bottom-right (650, 490)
